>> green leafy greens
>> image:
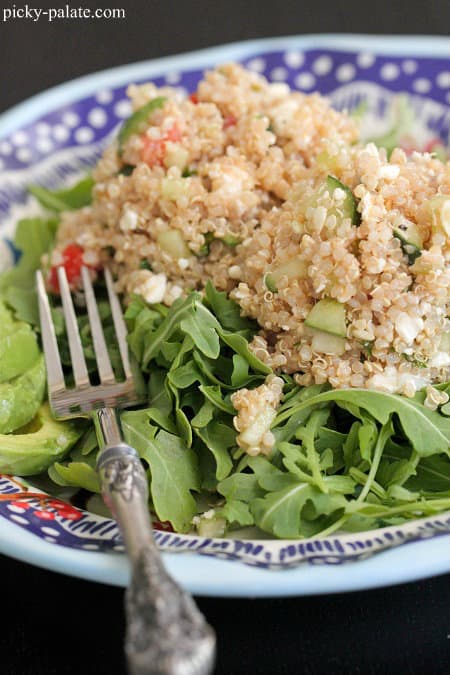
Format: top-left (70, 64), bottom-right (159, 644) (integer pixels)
top-left (47, 286), bottom-right (450, 537)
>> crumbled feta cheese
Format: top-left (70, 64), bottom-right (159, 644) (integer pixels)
top-left (379, 164), bottom-right (400, 180)
top-left (395, 313), bottom-right (424, 344)
top-left (270, 99), bottom-right (299, 135)
top-left (119, 208), bottom-right (139, 232)
top-left (424, 385), bottom-right (449, 411)
top-left (332, 187), bottom-right (347, 202)
top-left (133, 271), bottom-right (167, 304)
top-left (164, 284), bottom-right (183, 306)
top-left (367, 366), bottom-right (428, 395)
top-left (428, 351), bottom-right (450, 368)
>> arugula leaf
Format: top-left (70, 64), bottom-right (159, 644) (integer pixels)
top-left (217, 500), bottom-right (254, 527)
top-left (250, 476), bottom-right (351, 539)
top-left (29, 175), bottom-right (94, 212)
top-left (194, 421), bottom-right (235, 480)
top-left (204, 280), bottom-right (257, 333)
top-left (180, 303), bottom-right (221, 359)
top-left (217, 472), bottom-right (265, 502)
top-left (275, 388), bottom-right (450, 456)
top-left (49, 461), bottom-right (100, 493)
top-left (122, 411), bottom-right (200, 532)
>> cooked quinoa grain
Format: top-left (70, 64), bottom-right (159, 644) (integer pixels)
top-left (52, 63), bottom-right (450, 396)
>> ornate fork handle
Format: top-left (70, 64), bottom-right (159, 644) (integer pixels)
top-left (97, 443), bottom-right (216, 675)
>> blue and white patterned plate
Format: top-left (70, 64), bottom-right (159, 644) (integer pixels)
top-left (1, 35), bottom-right (449, 597)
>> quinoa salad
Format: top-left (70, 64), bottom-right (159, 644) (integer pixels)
top-left (1, 63), bottom-right (449, 540)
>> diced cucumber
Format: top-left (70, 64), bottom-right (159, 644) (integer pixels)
top-left (164, 145), bottom-right (189, 171)
top-left (117, 97), bottom-right (166, 155)
top-left (393, 221), bottom-right (423, 249)
top-left (305, 298), bottom-right (347, 337)
top-left (161, 177), bottom-right (189, 201)
top-left (264, 274), bottom-right (278, 293)
top-left (325, 176), bottom-right (360, 226)
top-left (301, 176), bottom-right (360, 228)
top-left (221, 234), bottom-right (241, 247)
top-left (427, 195), bottom-right (450, 236)
top-left (439, 332), bottom-right (450, 352)
top-left (310, 330), bottom-right (346, 356)
top-left (316, 150), bottom-right (340, 174)
top-left (264, 258), bottom-right (307, 292)
top-left (157, 229), bottom-right (191, 259)
top-left (393, 221), bottom-right (423, 264)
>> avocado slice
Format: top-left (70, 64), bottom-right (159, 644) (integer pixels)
top-left (0, 403), bottom-right (84, 476)
top-left (305, 298), bottom-right (347, 337)
top-left (0, 355), bottom-right (46, 434)
top-left (0, 324), bottom-right (40, 383)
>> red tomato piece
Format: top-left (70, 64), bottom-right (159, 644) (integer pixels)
top-left (189, 93), bottom-right (199, 104)
top-left (49, 243), bottom-right (85, 292)
top-left (141, 136), bottom-right (167, 167)
top-left (223, 114), bottom-right (238, 129)
top-left (166, 123), bottom-right (182, 143)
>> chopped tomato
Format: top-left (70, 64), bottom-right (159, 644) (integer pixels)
top-left (141, 136), bottom-right (167, 167)
top-left (140, 123), bottom-right (183, 167)
top-left (223, 114), bottom-right (238, 129)
top-left (189, 93), bottom-right (199, 104)
top-left (166, 122), bottom-right (182, 143)
top-left (49, 243), bottom-right (85, 292)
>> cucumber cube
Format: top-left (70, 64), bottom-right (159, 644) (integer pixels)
top-left (305, 298), bottom-right (347, 337)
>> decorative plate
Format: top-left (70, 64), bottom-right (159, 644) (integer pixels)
top-left (0, 34), bottom-right (449, 597)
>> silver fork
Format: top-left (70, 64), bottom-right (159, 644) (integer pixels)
top-left (36, 265), bottom-right (216, 675)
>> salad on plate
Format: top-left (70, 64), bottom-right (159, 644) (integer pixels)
top-left (0, 63), bottom-right (449, 542)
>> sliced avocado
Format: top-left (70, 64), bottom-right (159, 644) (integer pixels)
top-left (264, 258), bottom-right (307, 293)
top-left (0, 403), bottom-right (84, 476)
top-left (0, 324), bottom-right (40, 383)
top-left (0, 355), bottom-right (46, 434)
top-left (305, 299), bottom-right (347, 338)
top-left (0, 301), bottom-right (19, 337)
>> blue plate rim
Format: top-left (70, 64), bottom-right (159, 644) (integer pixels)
top-left (0, 33), bottom-right (449, 596)
top-left (1, 33), bottom-right (450, 140)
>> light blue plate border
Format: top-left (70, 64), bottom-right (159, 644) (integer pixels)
top-left (0, 514), bottom-right (448, 596)
top-left (0, 34), bottom-right (449, 596)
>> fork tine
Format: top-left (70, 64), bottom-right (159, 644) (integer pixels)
top-left (57, 266), bottom-right (90, 388)
top-left (36, 270), bottom-right (66, 394)
top-left (104, 268), bottom-right (132, 379)
top-left (81, 266), bottom-right (116, 385)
